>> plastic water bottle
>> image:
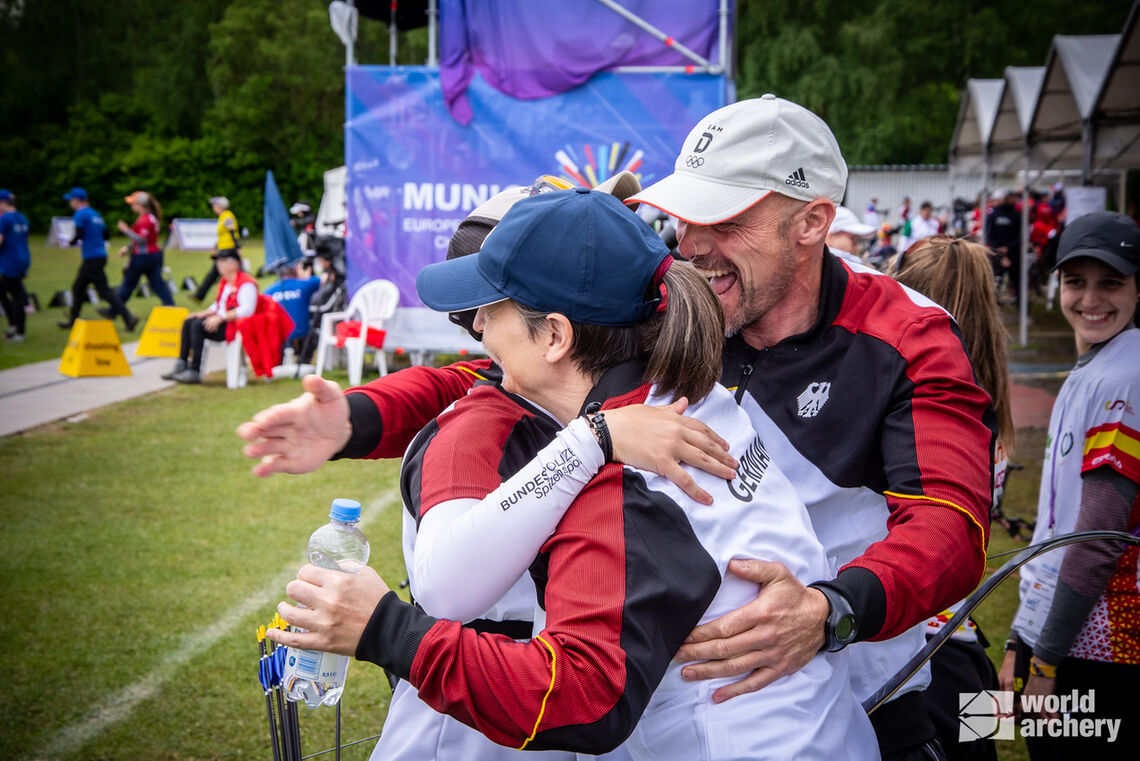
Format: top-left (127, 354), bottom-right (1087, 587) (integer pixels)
top-left (283, 498), bottom-right (370, 708)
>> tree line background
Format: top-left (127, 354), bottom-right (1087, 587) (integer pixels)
top-left (1, 0), bottom-right (1133, 232)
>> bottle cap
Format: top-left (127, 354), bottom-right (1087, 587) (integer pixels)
top-left (329, 498), bottom-right (362, 522)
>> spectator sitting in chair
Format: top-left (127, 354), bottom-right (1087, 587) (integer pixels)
top-left (163, 249), bottom-right (257, 384)
top-left (265, 257), bottom-right (320, 358)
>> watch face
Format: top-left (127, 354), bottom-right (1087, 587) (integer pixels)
top-left (836, 614), bottom-right (857, 643)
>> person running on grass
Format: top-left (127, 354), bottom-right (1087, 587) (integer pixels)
top-left (58, 187), bottom-right (137, 332)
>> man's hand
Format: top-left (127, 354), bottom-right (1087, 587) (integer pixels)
top-left (237, 374), bottom-right (353, 477)
top-left (673, 559), bottom-right (829, 703)
top-left (1023, 672), bottom-right (1058, 721)
top-left (265, 565), bottom-right (390, 656)
top-left (605, 398), bottom-right (738, 506)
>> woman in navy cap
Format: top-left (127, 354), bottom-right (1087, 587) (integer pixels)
top-left (270, 189), bottom-right (878, 760)
top-left (1002, 211), bottom-right (1140, 757)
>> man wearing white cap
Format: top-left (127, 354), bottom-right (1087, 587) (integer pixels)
top-left (827, 206), bottom-right (877, 265)
top-left (620, 94), bottom-right (995, 760)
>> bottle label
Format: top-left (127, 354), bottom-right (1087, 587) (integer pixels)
top-left (289, 647), bottom-right (341, 681)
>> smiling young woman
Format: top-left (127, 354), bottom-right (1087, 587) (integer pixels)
top-left (1003, 211), bottom-right (1140, 757)
top-left (1058, 258), bottom-right (1140, 354)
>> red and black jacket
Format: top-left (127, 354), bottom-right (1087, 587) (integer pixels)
top-left (357, 364), bottom-right (720, 753)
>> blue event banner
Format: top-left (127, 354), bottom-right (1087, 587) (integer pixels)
top-left (344, 66), bottom-right (728, 304)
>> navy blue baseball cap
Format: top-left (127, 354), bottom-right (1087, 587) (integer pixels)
top-left (62, 187), bottom-right (88, 201)
top-left (0, 189), bottom-right (13, 203)
top-left (416, 188), bottom-right (670, 326)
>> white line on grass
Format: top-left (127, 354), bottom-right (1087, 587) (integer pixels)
top-left (29, 492), bottom-right (398, 761)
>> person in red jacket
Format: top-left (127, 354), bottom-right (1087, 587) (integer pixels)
top-left (164, 250), bottom-right (257, 384)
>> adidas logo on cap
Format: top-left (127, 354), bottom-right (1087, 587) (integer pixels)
top-left (785, 168), bottom-right (809, 189)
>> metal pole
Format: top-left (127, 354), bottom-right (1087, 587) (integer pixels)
top-left (591, 0), bottom-right (717, 71)
top-left (346, 0), bottom-right (355, 67)
top-left (389, 1), bottom-right (398, 67)
top-left (718, 0), bottom-right (728, 72)
top-left (718, 0), bottom-right (732, 102)
top-left (980, 147), bottom-right (990, 237)
top-left (1019, 149), bottom-right (1030, 347)
top-left (427, 0), bottom-right (438, 66)
top-left (1081, 119), bottom-right (1094, 186)
top-left (1120, 169), bottom-right (1128, 212)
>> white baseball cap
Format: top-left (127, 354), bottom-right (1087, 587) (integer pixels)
top-left (830, 206), bottom-right (876, 237)
top-left (628, 94), bottom-right (848, 225)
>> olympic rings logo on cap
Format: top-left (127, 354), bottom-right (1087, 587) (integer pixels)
top-left (685, 156), bottom-right (705, 168)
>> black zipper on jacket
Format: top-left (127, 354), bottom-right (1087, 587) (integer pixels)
top-left (734, 362), bottom-right (753, 405)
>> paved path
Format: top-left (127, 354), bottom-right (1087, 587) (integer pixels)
top-left (1010, 381), bottom-right (1059, 429)
top-left (0, 341), bottom-right (226, 438)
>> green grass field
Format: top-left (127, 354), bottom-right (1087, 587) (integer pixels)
top-left (0, 244), bottom-right (1055, 759)
top-left (1, 379), bottom-right (407, 761)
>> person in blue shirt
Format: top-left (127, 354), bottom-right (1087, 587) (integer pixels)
top-left (0, 189), bottom-right (31, 342)
top-left (59, 187), bottom-right (137, 332)
top-left (264, 257), bottom-right (320, 354)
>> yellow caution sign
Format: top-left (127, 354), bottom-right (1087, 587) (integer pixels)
top-left (135, 306), bottom-right (188, 358)
top-left (58, 320), bottom-right (132, 377)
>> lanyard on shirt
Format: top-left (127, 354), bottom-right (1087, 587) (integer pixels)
top-left (1046, 401), bottom-right (1067, 538)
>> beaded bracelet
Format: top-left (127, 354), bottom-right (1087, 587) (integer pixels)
top-left (583, 402), bottom-right (614, 463)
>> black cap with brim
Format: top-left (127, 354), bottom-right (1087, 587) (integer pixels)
top-left (1053, 210), bottom-right (1140, 276)
top-left (1053, 247), bottom-right (1138, 277)
top-left (216, 249), bottom-right (242, 261)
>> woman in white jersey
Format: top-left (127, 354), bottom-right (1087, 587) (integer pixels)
top-left (271, 189), bottom-right (878, 760)
top-left (1001, 211), bottom-right (1140, 759)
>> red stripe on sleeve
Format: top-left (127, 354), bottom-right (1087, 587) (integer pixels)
top-left (836, 275), bottom-right (994, 640)
top-left (346, 359), bottom-right (490, 458)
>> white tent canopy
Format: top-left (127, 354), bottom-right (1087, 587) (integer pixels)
top-left (1028, 34), bottom-right (1120, 178)
top-left (948, 78), bottom-right (1004, 173)
top-left (943, 7), bottom-right (1139, 348)
top-left (1091, 2), bottom-right (1140, 171)
top-left (988, 66), bottom-right (1045, 173)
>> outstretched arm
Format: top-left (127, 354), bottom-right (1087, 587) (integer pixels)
top-left (237, 361), bottom-right (490, 476)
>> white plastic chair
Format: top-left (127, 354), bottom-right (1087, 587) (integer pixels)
top-left (204, 332), bottom-right (248, 389)
top-left (315, 279), bottom-right (400, 386)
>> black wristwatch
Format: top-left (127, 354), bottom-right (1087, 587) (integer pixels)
top-left (809, 582), bottom-right (858, 652)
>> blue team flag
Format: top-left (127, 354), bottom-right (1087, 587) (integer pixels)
top-left (263, 170), bottom-right (303, 272)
